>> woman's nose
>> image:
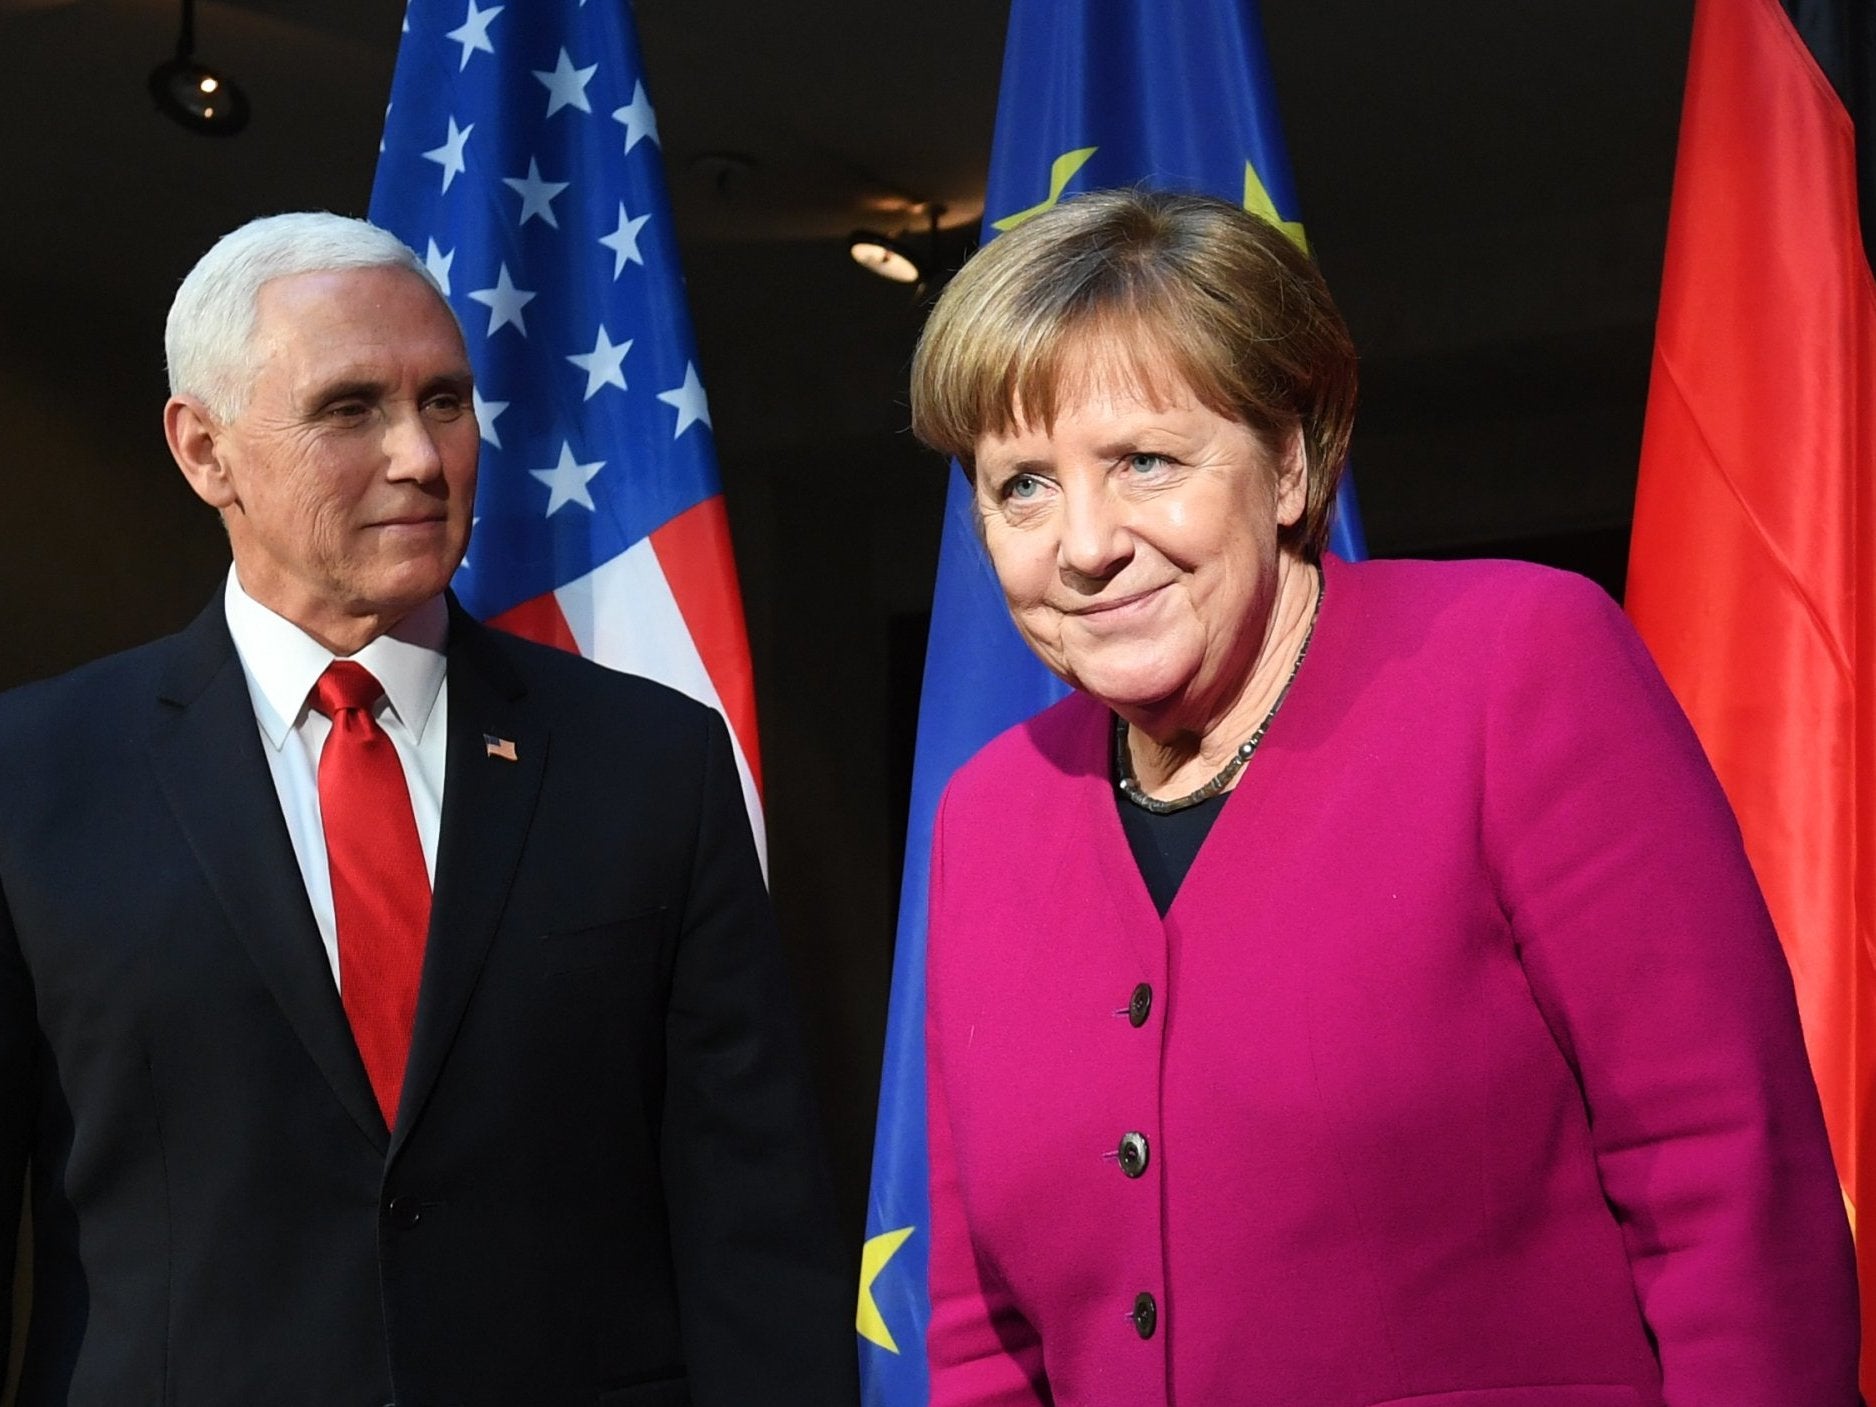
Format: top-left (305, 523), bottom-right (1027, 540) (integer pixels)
top-left (1057, 485), bottom-right (1132, 584)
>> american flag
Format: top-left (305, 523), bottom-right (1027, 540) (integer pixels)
top-left (369, 0), bottom-right (764, 857)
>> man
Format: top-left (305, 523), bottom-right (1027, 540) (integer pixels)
top-left (0, 213), bottom-right (857, 1406)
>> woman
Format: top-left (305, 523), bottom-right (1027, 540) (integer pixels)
top-left (909, 188), bottom-right (1856, 1406)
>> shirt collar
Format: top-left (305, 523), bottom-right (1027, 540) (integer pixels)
top-left (222, 568), bottom-right (449, 752)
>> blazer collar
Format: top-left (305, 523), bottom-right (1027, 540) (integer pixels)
top-left (1076, 557), bottom-right (1348, 939)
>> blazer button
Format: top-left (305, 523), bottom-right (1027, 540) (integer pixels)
top-left (386, 1194), bottom-right (422, 1229)
top-left (1128, 983), bottom-right (1153, 1027)
top-left (1117, 1131), bottom-right (1149, 1178)
top-left (1131, 1291), bottom-right (1158, 1339)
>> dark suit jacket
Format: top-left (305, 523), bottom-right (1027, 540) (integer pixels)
top-left (0, 596), bottom-right (857, 1407)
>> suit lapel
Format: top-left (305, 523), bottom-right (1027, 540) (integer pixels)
top-left (391, 607), bottom-right (547, 1158)
top-left (147, 600), bottom-right (387, 1152)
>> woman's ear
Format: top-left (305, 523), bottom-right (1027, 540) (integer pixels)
top-left (1275, 427), bottom-right (1308, 528)
top-left (165, 396), bottom-right (238, 511)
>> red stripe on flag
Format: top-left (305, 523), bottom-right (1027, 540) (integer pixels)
top-left (488, 590), bottom-right (581, 656)
top-left (650, 496), bottom-right (764, 794)
top-left (1628, 0), bottom-right (1876, 1387)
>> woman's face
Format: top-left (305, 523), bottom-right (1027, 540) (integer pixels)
top-left (973, 359), bottom-right (1305, 727)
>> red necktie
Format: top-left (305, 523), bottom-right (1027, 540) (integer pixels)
top-left (310, 661), bottom-right (432, 1127)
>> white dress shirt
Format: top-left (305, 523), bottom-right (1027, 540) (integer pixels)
top-left (223, 569), bottom-right (450, 989)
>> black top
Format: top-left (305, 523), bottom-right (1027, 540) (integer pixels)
top-left (1115, 787), bottom-right (1229, 916)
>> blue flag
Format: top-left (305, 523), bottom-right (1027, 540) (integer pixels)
top-left (857, 0), bottom-right (1365, 1399)
top-left (370, 0), bottom-right (767, 851)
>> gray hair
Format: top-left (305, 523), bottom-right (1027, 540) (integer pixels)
top-left (165, 211), bottom-right (449, 421)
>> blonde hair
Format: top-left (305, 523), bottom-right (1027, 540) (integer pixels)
top-left (910, 188), bottom-right (1357, 560)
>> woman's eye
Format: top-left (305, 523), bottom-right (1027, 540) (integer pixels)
top-left (1005, 472), bottom-right (1042, 500)
top-left (1126, 452), bottom-right (1167, 473)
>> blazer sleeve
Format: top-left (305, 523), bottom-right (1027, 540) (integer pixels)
top-left (1480, 571), bottom-right (1858, 1404)
top-left (924, 785), bottom-right (1051, 1407)
top-left (657, 711), bottom-right (858, 1407)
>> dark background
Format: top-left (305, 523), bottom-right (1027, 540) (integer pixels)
top-left (0, 0), bottom-right (1694, 1275)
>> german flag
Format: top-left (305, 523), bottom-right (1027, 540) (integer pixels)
top-left (1627, 0), bottom-right (1876, 1390)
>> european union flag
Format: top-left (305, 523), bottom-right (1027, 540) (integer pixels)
top-left (857, 1), bottom-right (1364, 1400)
top-left (369, 0), bottom-right (766, 852)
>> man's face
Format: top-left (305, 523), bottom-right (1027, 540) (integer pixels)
top-left (180, 265), bottom-right (478, 650)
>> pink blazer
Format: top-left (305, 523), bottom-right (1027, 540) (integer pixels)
top-left (924, 555), bottom-right (1856, 1407)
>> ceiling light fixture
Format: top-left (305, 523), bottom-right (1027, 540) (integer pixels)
top-left (850, 204), bottom-right (947, 289)
top-left (149, 0), bottom-right (249, 136)
top-left (848, 232), bottom-right (922, 284)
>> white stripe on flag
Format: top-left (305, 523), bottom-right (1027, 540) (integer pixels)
top-left (554, 540), bottom-right (769, 876)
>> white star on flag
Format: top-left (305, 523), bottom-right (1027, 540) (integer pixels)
top-left (421, 116), bottom-right (474, 193)
top-left (567, 325), bottom-right (633, 400)
top-left (531, 442), bottom-right (604, 516)
top-left (472, 386), bottom-right (509, 448)
top-left (445, 0), bottom-right (503, 71)
top-left (533, 48), bottom-right (598, 117)
top-left (503, 158), bottom-right (570, 229)
top-left (598, 203), bottom-right (651, 277)
top-left (468, 263), bottom-right (537, 336)
top-left (423, 238), bottom-right (455, 295)
top-left (611, 81), bottom-right (659, 154)
top-left (656, 363), bottom-right (712, 437)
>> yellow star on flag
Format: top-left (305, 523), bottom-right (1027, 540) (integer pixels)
top-left (991, 147), bottom-right (1098, 231)
top-left (856, 1225), bottom-right (917, 1352)
top-left (1244, 159), bottom-right (1308, 252)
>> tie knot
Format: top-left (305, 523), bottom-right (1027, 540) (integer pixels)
top-left (311, 660), bottom-right (386, 718)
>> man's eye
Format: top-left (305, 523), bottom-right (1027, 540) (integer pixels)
top-left (326, 402), bottom-right (371, 422)
top-left (425, 394), bottom-right (466, 420)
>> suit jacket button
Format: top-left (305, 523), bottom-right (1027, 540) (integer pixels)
top-left (1128, 983), bottom-right (1153, 1027)
top-left (1117, 1131), bottom-right (1149, 1178)
top-left (1131, 1291), bottom-right (1158, 1339)
top-left (387, 1195), bottom-right (422, 1229)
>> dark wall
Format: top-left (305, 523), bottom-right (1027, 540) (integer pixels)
top-left (0, 0), bottom-right (1696, 1309)
top-left (0, 221), bottom-right (1666, 1269)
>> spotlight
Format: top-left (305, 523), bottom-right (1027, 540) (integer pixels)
top-left (149, 0), bottom-right (249, 136)
top-left (849, 203), bottom-right (949, 291)
top-left (848, 232), bottom-right (922, 285)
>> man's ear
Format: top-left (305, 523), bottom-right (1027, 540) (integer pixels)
top-left (165, 396), bottom-right (237, 510)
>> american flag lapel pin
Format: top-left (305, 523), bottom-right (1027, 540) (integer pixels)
top-left (483, 734), bottom-right (518, 762)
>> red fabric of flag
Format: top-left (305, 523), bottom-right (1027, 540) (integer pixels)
top-left (1627, 0), bottom-right (1876, 1388)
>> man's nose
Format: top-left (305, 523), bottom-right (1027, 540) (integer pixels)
top-left (383, 406), bottom-right (445, 481)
